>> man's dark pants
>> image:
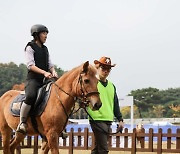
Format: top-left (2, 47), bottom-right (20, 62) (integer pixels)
top-left (90, 121), bottom-right (111, 154)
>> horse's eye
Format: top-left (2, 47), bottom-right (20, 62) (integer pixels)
top-left (84, 79), bottom-right (90, 84)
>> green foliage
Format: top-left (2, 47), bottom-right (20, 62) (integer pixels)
top-left (1, 62), bottom-right (180, 119)
top-left (54, 65), bottom-right (65, 77)
top-left (120, 105), bottom-right (140, 119)
top-left (129, 87), bottom-right (180, 118)
top-left (0, 62), bottom-right (27, 96)
top-left (121, 106), bottom-right (130, 119)
top-left (0, 62), bottom-right (65, 96)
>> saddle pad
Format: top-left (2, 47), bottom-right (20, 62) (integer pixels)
top-left (10, 94), bottom-right (25, 116)
top-left (10, 83), bottom-right (53, 117)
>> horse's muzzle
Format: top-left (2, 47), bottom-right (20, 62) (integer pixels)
top-left (92, 102), bottom-right (102, 110)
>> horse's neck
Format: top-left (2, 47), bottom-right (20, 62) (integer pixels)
top-left (56, 67), bottom-right (80, 95)
top-left (54, 69), bottom-right (79, 111)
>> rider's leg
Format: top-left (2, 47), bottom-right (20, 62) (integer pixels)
top-left (16, 79), bottom-right (42, 134)
top-left (16, 102), bottom-right (31, 134)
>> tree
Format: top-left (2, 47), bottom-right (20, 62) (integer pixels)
top-left (121, 106), bottom-right (130, 119)
top-left (129, 87), bottom-right (180, 118)
top-left (169, 104), bottom-right (180, 117)
top-left (0, 62), bottom-right (65, 96)
top-left (129, 87), bottom-right (161, 118)
top-left (0, 62), bottom-right (27, 96)
top-left (152, 105), bottom-right (165, 118)
top-left (120, 105), bottom-right (140, 119)
top-left (54, 65), bottom-right (65, 77)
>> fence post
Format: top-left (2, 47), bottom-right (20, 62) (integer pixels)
top-left (116, 132), bottom-right (120, 148)
top-left (149, 128), bottom-right (153, 152)
top-left (27, 136), bottom-right (32, 148)
top-left (124, 128), bottom-right (128, 148)
top-left (33, 135), bottom-right (39, 154)
top-left (131, 128), bottom-right (136, 154)
top-left (108, 128), bottom-right (112, 148)
top-left (69, 128), bottom-right (74, 154)
top-left (157, 128), bottom-right (162, 154)
top-left (140, 128), bottom-right (145, 148)
top-left (91, 132), bottom-right (95, 150)
top-left (63, 135), bottom-right (67, 146)
top-left (167, 128), bottom-right (171, 149)
top-left (77, 128), bottom-right (81, 147)
top-left (176, 128), bottom-right (180, 150)
top-left (84, 128), bottom-right (89, 150)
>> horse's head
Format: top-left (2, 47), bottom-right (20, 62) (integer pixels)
top-left (75, 61), bottom-right (102, 110)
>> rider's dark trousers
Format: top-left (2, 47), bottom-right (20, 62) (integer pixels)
top-left (90, 121), bottom-right (111, 154)
top-left (25, 79), bottom-right (43, 106)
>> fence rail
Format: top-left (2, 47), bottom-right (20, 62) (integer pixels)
top-left (0, 128), bottom-right (180, 154)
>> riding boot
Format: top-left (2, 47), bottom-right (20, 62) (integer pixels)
top-left (16, 102), bottom-right (31, 134)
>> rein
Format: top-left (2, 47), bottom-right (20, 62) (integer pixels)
top-left (50, 74), bottom-right (122, 135)
top-left (83, 107), bottom-right (123, 135)
top-left (52, 72), bottom-right (99, 132)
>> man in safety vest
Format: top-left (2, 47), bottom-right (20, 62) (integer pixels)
top-left (88, 56), bottom-right (124, 154)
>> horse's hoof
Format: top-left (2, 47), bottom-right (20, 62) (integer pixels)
top-left (16, 129), bottom-right (27, 136)
top-left (61, 131), bottom-right (68, 139)
top-left (15, 131), bottom-right (26, 140)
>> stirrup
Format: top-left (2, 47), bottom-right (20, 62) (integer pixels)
top-left (16, 122), bottom-right (27, 135)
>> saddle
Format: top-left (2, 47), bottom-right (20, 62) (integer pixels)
top-left (10, 81), bottom-right (53, 117)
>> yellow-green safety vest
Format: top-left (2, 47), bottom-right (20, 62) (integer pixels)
top-left (88, 80), bottom-right (115, 121)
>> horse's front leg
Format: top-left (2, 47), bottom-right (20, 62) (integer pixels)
top-left (10, 132), bottom-right (26, 154)
top-left (40, 139), bottom-right (50, 154)
top-left (46, 130), bottom-right (59, 154)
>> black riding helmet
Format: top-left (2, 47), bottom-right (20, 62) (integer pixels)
top-left (31, 24), bottom-right (49, 37)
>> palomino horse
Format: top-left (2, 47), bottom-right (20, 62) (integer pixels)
top-left (0, 61), bottom-right (102, 154)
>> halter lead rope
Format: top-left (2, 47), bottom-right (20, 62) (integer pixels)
top-left (52, 72), bottom-right (99, 134)
top-left (83, 107), bottom-right (123, 134)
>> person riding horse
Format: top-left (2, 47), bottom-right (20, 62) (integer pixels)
top-left (0, 24), bottom-right (102, 154)
top-left (16, 24), bottom-right (58, 134)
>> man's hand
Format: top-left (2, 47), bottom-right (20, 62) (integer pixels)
top-left (117, 121), bottom-right (124, 133)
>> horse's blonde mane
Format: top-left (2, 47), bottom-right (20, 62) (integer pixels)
top-left (57, 63), bottom-right (97, 83)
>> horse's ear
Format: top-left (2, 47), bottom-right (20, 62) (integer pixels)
top-left (82, 61), bottom-right (89, 73)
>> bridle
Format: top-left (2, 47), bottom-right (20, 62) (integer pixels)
top-left (52, 71), bottom-right (99, 134)
top-left (53, 71), bottom-right (99, 117)
top-left (77, 73), bottom-right (123, 135)
top-left (77, 72), bottom-right (99, 108)
top-left (52, 72), bottom-right (123, 136)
